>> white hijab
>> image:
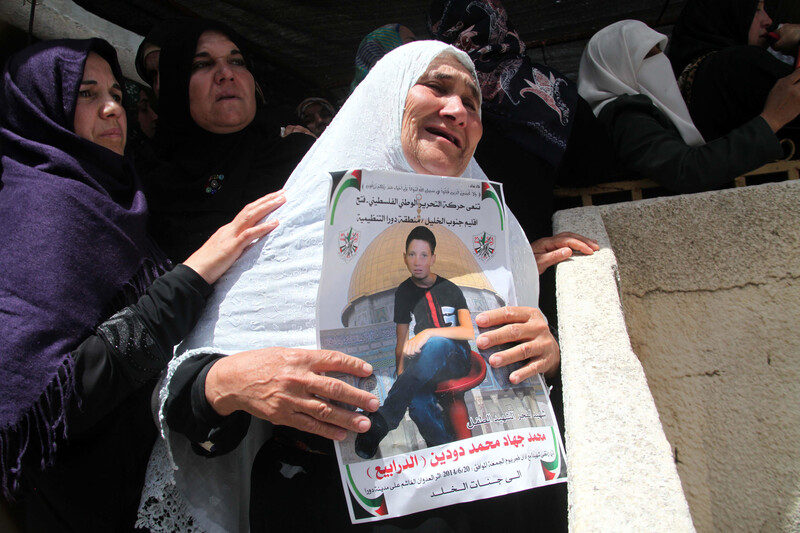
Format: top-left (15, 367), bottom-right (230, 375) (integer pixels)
top-left (578, 19), bottom-right (705, 146)
top-left (137, 40), bottom-right (539, 533)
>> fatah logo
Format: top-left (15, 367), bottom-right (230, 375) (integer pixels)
top-left (338, 227), bottom-right (360, 261)
top-left (473, 232), bottom-right (495, 261)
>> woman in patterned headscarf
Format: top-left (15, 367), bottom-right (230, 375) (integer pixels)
top-left (429, 0), bottom-right (614, 242)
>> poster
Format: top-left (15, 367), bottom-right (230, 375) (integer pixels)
top-left (318, 169), bottom-right (566, 523)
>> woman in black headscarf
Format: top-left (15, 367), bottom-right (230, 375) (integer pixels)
top-left (0, 38), bottom-right (283, 532)
top-left (668, 0), bottom-right (798, 141)
top-left (144, 19), bottom-right (315, 263)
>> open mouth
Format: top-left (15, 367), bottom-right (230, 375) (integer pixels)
top-left (425, 127), bottom-right (461, 148)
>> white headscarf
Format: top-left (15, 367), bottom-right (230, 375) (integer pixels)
top-left (578, 19), bottom-right (705, 146)
top-left (138, 40), bottom-right (538, 533)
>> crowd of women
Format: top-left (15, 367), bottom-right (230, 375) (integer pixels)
top-left (1, 0), bottom-right (799, 531)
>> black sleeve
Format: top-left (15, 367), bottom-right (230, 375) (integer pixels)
top-left (67, 264), bottom-right (213, 436)
top-left (165, 353), bottom-right (252, 457)
top-left (600, 94), bottom-right (783, 193)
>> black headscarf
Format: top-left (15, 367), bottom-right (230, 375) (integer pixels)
top-left (0, 38), bottom-right (168, 497)
top-left (144, 19), bottom-right (313, 263)
top-left (668, 0), bottom-right (761, 76)
top-left (135, 19), bottom-right (173, 87)
top-left (429, 0), bottom-right (579, 167)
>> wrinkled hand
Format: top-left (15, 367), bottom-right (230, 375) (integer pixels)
top-left (183, 190), bottom-right (286, 284)
top-left (402, 331), bottom-right (430, 356)
top-left (475, 306), bottom-right (559, 382)
top-left (205, 348), bottom-right (379, 441)
top-left (531, 232), bottom-right (599, 275)
top-left (282, 124), bottom-right (315, 138)
top-left (773, 23), bottom-right (800, 53)
top-left (760, 69), bottom-right (800, 133)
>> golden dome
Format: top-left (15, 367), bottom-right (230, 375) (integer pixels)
top-left (346, 222), bottom-right (496, 306)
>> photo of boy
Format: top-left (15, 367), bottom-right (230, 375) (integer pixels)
top-left (355, 226), bottom-right (475, 459)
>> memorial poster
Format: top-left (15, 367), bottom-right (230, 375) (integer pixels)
top-left (318, 169), bottom-right (566, 523)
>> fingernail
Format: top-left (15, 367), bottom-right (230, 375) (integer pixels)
top-left (357, 417), bottom-right (371, 432)
top-left (476, 336), bottom-right (489, 349)
top-left (475, 314), bottom-right (487, 326)
top-left (368, 398), bottom-right (380, 411)
top-left (334, 430), bottom-right (347, 441)
top-left (489, 355), bottom-right (499, 367)
top-left (362, 362), bottom-right (373, 374)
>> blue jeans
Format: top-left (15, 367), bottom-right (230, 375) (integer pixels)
top-left (379, 336), bottom-right (470, 446)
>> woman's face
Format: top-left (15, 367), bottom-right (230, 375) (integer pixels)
top-left (301, 103), bottom-right (333, 137)
top-left (188, 30), bottom-right (257, 134)
top-left (74, 52), bottom-right (127, 155)
top-left (401, 54), bottom-right (482, 177)
top-left (137, 89), bottom-right (158, 139)
top-left (748, 1), bottom-right (773, 46)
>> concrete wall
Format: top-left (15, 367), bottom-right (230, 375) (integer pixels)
top-left (553, 181), bottom-right (800, 532)
top-left (0, 0), bottom-right (144, 83)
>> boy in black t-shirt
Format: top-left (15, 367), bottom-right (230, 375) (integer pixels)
top-left (355, 226), bottom-right (475, 459)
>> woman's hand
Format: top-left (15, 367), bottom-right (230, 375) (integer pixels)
top-left (531, 232), bottom-right (599, 275)
top-left (475, 306), bottom-right (559, 382)
top-left (773, 23), bottom-right (800, 53)
top-left (760, 69), bottom-right (800, 133)
top-left (183, 190), bottom-right (286, 284)
top-left (205, 348), bottom-right (380, 441)
top-left (282, 124), bottom-right (315, 138)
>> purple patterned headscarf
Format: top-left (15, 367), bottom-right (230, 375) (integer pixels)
top-left (429, 0), bottom-right (579, 166)
top-left (0, 38), bottom-right (168, 496)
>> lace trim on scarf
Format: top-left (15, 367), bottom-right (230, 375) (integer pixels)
top-left (136, 348), bottom-right (223, 533)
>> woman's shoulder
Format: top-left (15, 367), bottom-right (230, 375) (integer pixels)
top-left (598, 94), bottom-right (668, 126)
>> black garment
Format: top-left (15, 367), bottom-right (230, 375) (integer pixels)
top-left (684, 46), bottom-right (793, 141)
top-left (18, 265), bottom-right (212, 533)
top-left (143, 19), bottom-right (314, 263)
top-left (599, 94), bottom-right (783, 192)
top-left (668, 0), bottom-right (761, 76)
top-left (393, 276), bottom-right (469, 351)
top-left (144, 123), bottom-right (313, 262)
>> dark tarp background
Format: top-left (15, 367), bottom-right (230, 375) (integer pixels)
top-left (69, 0), bottom-right (688, 105)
